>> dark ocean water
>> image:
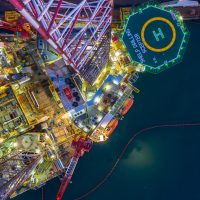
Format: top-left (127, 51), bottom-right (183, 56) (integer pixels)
top-left (15, 21), bottom-right (200, 200)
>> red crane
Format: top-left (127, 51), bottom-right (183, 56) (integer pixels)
top-left (0, 20), bottom-right (18, 32)
top-left (0, 18), bottom-right (34, 39)
top-left (56, 138), bottom-right (93, 200)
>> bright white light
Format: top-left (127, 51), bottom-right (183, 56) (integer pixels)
top-left (98, 106), bottom-right (103, 111)
top-left (88, 92), bottom-right (93, 97)
top-left (51, 154), bottom-right (55, 159)
top-left (35, 148), bottom-right (41, 154)
top-left (45, 134), bottom-right (49, 139)
top-left (97, 115), bottom-right (103, 122)
top-left (136, 65), bottom-right (145, 72)
top-left (91, 124), bottom-right (96, 129)
top-left (111, 56), bottom-right (117, 62)
top-left (83, 127), bottom-right (89, 133)
top-left (62, 112), bottom-right (71, 119)
top-left (113, 79), bottom-right (119, 85)
top-left (0, 138), bottom-right (4, 143)
top-left (13, 142), bottom-right (18, 147)
top-left (99, 135), bottom-right (104, 142)
top-left (103, 68), bottom-right (107, 73)
top-left (115, 50), bottom-right (121, 57)
top-left (94, 96), bottom-right (101, 104)
top-left (118, 91), bottom-right (123, 96)
top-left (39, 158), bottom-right (44, 164)
top-left (104, 84), bottom-right (112, 91)
top-left (31, 170), bottom-right (35, 176)
top-left (78, 122), bottom-right (83, 128)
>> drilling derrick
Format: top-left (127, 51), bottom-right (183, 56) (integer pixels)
top-left (0, 151), bottom-right (42, 200)
top-left (8, 0), bottom-right (113, 83)
top-left (80, 31), bottom-right (111, 85)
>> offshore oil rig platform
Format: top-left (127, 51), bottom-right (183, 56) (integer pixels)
top-left (0, 0), bottom-right (189, 199)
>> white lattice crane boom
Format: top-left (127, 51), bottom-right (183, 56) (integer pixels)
top-left (9, 0), bottom-right (113, 81)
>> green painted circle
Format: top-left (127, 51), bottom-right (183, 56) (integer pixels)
top-left (22, 136), bottom-right (32, 148)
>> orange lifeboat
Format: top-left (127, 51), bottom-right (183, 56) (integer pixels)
top-left (120, 98), bottom-right (134, 115)
top-left (105, 119), bottom-right (119, 137)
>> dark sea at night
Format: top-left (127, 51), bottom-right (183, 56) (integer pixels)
top-left (14, 21), bottom-right (200, 200)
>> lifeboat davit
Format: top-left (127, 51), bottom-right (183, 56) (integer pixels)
top-left (120, 98), bottom-right (134, 115)
top-left (105, 119), bottom-right (119, 136)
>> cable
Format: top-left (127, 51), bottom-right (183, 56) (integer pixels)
top-left (74, 122), bottom-right (200, 200)
top-left (42, 187), bottom-right (44, 200)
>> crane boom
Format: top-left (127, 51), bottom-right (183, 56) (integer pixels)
top-left (56, 156), bottom-right (79, 200)
top-left (56, 138), bottom-right (93, 200)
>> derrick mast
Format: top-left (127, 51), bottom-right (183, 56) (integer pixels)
top-left (0, 151), bottom-right (42, 200)
top-left (8, 0), bottom-right (113, 84)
